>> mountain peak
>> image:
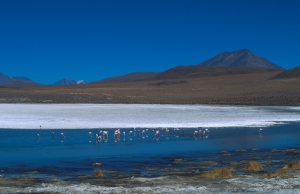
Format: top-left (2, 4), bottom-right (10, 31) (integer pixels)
top-left (198, 49), bottom-right (283, 70)
top-left (53, 78), bottom-right (86, 86)
top-left (53, 78), bottom-right (77, 86)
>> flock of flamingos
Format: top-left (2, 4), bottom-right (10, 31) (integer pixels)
top-left (36, 128), bottom-right (263, 143)
top-left (35, 127), bottom-right (213, 143)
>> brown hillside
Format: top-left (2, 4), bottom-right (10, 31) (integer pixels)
top-left (95, 72), bottom-right (159, 83)
top-left (1, 71), bottom-right (300, 105)
top-left (269, 66), bottom-right (300, 80)
top-left (153, 66), bottom-right (275, 80)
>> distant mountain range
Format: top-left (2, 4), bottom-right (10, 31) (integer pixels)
top-left (0, 73), bottom-right (41, 88)
top-left (2, 49), bottom-right (298, 88)
top-left (0, 73), bottom-right (86, 87)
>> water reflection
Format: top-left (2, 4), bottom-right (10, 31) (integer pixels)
top-left (29, 127), bottom-right (274, 146)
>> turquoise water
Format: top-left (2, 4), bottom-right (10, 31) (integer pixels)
top-left (1, 123), bottom-right (300, 181)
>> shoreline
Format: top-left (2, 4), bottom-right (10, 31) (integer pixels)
top-left (1, 149), bottom-right (300, 193)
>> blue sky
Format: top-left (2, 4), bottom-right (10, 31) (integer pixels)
top-left (0, 0), bottom-right (300, 84)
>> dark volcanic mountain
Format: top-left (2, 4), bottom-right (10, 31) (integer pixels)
top-left (269, 66), bottom-right (300, 80)
top-left (198, 49), bottom-right (283, 70)
top-left (152, 49), bottom-right (282, 80)
top-left (53, 78), bottom-right (77, 86)
top-left (96, 72), bottom-right (160, 83)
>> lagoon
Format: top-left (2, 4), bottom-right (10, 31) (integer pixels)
top-left (0, 104), bottom-right (300, 193)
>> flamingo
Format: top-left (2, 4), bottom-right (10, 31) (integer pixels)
top-left (95, 133), bottom-right (101, 143)
top-left (114, 129), bottom-right (121, 142)
top-left (60, 132), bottom-right (65, 142)
top-left (103, 131), bottom-right (109, 140)
top-left (114, 129), bottom-right (121, 140)
top-left (193, 131), bottom-right (199, 138)
top-left (174, 128), bottom-right (179, 137)
top-left (204, 129), bottom-right (209, 138)
top-left (88, 132), bottom-right (92, 140)
top-left (165, 128), bottom-right (169, 136)
top-left (155, 130), bottom-right (160, 137)
top-left (36, 133), bottom-right (40, 142)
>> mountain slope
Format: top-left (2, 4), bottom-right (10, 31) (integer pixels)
top-left (198, 49), bottom-right (283, 70)
top-left (153, 66), bottom-right (276, 80)
top-left (269, 66), bottom-right (300, 80)
top-left (1, 80), bottom-right (42, 88)
top-left (0, 73), bottom-right (41, 87)
top-left (96, 72), bottom-right (160, 83)
top-left (0, 72), bottom-right (13, 84)
top-left (13, 76), bottom-right (33, 81)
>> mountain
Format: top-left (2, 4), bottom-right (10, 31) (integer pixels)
top-left (53, 78), bottom-right (77, 86)
top-left (0, 72), bottom-right (13, 84)
top-left (13, 76), bottom-right (33, 81)
top-left (269, 66), bottom-right (300, 80)
top-left (0, 73), bottom-right (41, 87)
top-left (77, 80), bottom-right (86, 84)
top-left (96, 72), bottom-right (160, 83)
top-left (1, 80), bottom-right (42, 88)
top-left (198, 49), bottom-right (283, 70)
top-left (53, 78), bottom-right (86, 86)
top-left (151, 49), bottom-right (283, 80)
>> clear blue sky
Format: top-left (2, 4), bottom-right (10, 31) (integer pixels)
top-left (0, 0), bottom-right (300, 84)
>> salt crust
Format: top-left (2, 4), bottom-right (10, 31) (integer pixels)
top-left (1, 104), bottom-right (300, 129)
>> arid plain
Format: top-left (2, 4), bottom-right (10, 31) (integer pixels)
top-left (1, 70), bottom-right (299, 105)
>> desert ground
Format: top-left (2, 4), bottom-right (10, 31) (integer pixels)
top-left (0, 71), bottom-right (299, 105)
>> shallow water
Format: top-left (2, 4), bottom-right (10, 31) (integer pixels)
top-left (1, 124), bottom-right (300, 179)
top-left (1, 104), bottom-right (300, 193)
